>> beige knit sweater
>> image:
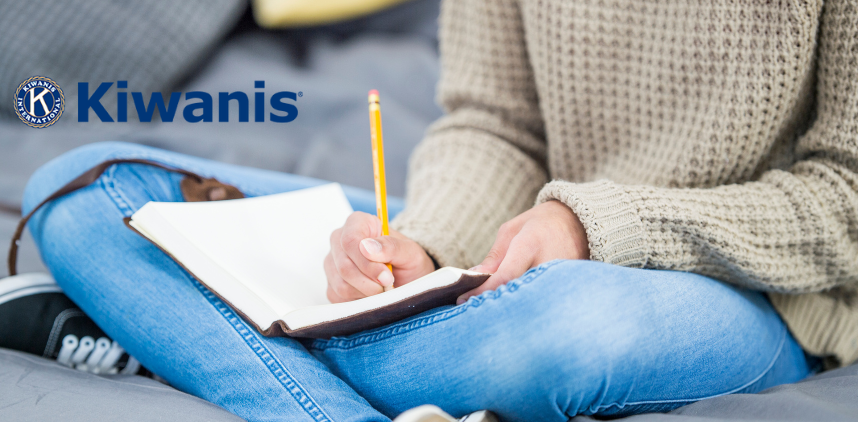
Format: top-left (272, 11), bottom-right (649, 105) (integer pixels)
top-left (391, 0), bottom-right (858, 367)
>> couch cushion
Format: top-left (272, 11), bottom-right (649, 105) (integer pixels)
top-left (0, 348), bottom-right (243, 422)
top-left (574, 363), bottom-right (858, 422)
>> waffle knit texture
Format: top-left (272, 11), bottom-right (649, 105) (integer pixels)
top-left (392, 0), bottom-right (858, 367)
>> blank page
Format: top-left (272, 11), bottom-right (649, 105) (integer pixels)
top-left (141, 184), bottom-right (352, 316)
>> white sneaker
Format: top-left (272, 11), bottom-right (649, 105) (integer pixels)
top-left (394, 405), bottom-right (498, 422)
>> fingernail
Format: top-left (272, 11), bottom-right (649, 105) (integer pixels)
top-left (456, 295), bottom-right (467, 305)
top-left (377, 270), bottom-right (394, 287)
top-left (468, 265), bottom-right (482, 272)
top-left (361, 238), bottom-right (382, 255)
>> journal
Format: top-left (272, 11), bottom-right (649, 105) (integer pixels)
top-left (126, 184), bottom-right (488, 338)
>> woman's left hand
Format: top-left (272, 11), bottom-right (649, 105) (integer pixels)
top-left (457, 200), bottom-right (590, 304)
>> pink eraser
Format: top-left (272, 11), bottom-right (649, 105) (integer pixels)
top-left (368, 89), bottom-right (379, 96)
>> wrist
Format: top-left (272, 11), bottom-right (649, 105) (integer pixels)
top-left (548, 199), bottom-right (590, 259)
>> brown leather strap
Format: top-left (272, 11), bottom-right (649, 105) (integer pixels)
top-left (0, 202), bottom-right (21, 216)
top-left (7, 158), bottom-right (243, 276)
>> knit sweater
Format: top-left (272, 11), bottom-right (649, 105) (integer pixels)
top-left (391, 0), bottom-right (858, 367)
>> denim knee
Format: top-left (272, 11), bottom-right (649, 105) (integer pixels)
top-left (22, 141), bottom-right (150, 214)
top-left (461, 261), bottom-right (654, 417)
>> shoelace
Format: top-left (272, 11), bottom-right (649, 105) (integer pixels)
top-left (55, 334), bottom-right (140, 375)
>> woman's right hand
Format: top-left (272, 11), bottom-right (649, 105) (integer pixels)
top-left (324, 211), bottom-right (436, 303)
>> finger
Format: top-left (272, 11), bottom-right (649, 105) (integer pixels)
top-left (329, 238), bottom-right (384, 297)
top-left (473, 218), bottom-right (524, 274)
top-left (359, 235), bottom-right (423, 269)
top-left (340, 213), bottom-right (393, 286)
top-left (325, 253), bottom-right (369, 301)
top-left (326, 285), bottom-right (345, 303)
top-left (457, 234), bottom-right (536, 304)
top-left (324, 255), bottom-right (347, 303)
top-left (324, 253), bottom-right (351, 303)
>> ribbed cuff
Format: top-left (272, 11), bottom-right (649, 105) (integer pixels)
top-left (536, 179), bottom-right (649, 268)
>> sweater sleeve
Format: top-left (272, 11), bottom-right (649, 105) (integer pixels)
top-left (537, 0), bottom-right (858, 293)
top-left (390, 0), bottom-right (549, 269)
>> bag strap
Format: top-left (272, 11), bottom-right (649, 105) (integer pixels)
top-left (7, 158), bottom-right (244, 276)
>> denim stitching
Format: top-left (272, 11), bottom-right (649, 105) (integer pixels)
top-left (586, 311), bottom-right (789, 415)
top-left (312, 260), bottom-right (564, 351)
top-left (195, 281), bottom-right (333, 422)
top-left (101, 165), bottom-right (136, 217)
top-left (98, 162), bottom-right (333, 422)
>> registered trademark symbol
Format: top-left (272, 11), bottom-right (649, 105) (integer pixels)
top-left (298, 92), bottom-right (303, 97)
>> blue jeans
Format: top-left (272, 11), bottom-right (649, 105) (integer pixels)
top-left (23, 142), bottom-right (815, 422)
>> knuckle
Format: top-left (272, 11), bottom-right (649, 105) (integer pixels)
top-left (354, 256), bottom-right (375, 274)
top-left (346, 212), bottom-right (365, 224)
top-left (339, 262), bottom-right (360, 280)
top-left (485, 248), bottom-right (502, 262)
top-left (498, 221), bottom-right (514, 234)
top-left (332, 255), bottom-right (350, 276)
top-left (387, 237), bottom-right (402, 257)
top-left (323, 254), bottom-right (334, 273)
top-left (348, 212), bottom-right (376, 231)
top-left (333, 283), bottom-right (349, 299)
top-left (326, 287), bottom-right (337, 303)
top-left (341, 232), bottom-right (364, 248)
top-left (332, 280), bottom-right (356, 300)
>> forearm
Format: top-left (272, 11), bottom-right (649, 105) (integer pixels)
top-left (537, 156), bottom-right (858, 292)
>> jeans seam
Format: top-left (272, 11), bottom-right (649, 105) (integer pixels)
top-left (196, 281), bottom-right (334, 422)
top-left (587, 319), bottom-right (789, 414)
top-left (102, 165), bottom-right (136, 217)
top-left (99, 161), bottom-right (333, 422)
top-left (312, 260), bottom-right (566, 351)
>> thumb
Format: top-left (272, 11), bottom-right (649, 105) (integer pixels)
top-left (471, 220), bottom-right (522, 274)
top-left (359, 235), bottom-right (421, 268)
top-left (457, 237), bottom-right (534, 305)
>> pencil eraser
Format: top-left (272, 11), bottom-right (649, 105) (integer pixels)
top-left (368, 89), bottom-right (379, 96)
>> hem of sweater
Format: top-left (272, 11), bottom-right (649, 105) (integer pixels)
top-left (536, 180), bottom-right (649, 268)
top-left (769, 292), bottom-right (858, 368)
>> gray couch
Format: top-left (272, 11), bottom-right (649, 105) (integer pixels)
top-left (2, 347), bottom-right (856, 421)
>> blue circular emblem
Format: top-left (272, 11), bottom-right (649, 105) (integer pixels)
top-left (14, 76), bottom-right (64, 128)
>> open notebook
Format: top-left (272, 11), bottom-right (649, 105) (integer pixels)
top-left (126, 184), bottom-right (489, 338)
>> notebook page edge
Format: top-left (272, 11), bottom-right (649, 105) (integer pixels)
top-left (281, 267), bottom-right (478, 330)
top-left (130, 204), bottom-right (281, 329)
top-left (151, 183), bottom-right (351, 311)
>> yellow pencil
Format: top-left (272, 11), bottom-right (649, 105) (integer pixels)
top-left (368, 89), bottom-right (393, 291)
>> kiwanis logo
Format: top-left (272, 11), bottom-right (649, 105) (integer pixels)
top-left (14, 76), bottom-right (64, 128)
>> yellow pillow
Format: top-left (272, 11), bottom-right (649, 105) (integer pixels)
top-left (252, 0), bottom-right (411, 28)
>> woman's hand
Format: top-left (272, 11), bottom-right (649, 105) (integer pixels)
top-left (457, 200), bottom-right (589, 304)
top-left (325, 212), bottom-right (435, 303)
